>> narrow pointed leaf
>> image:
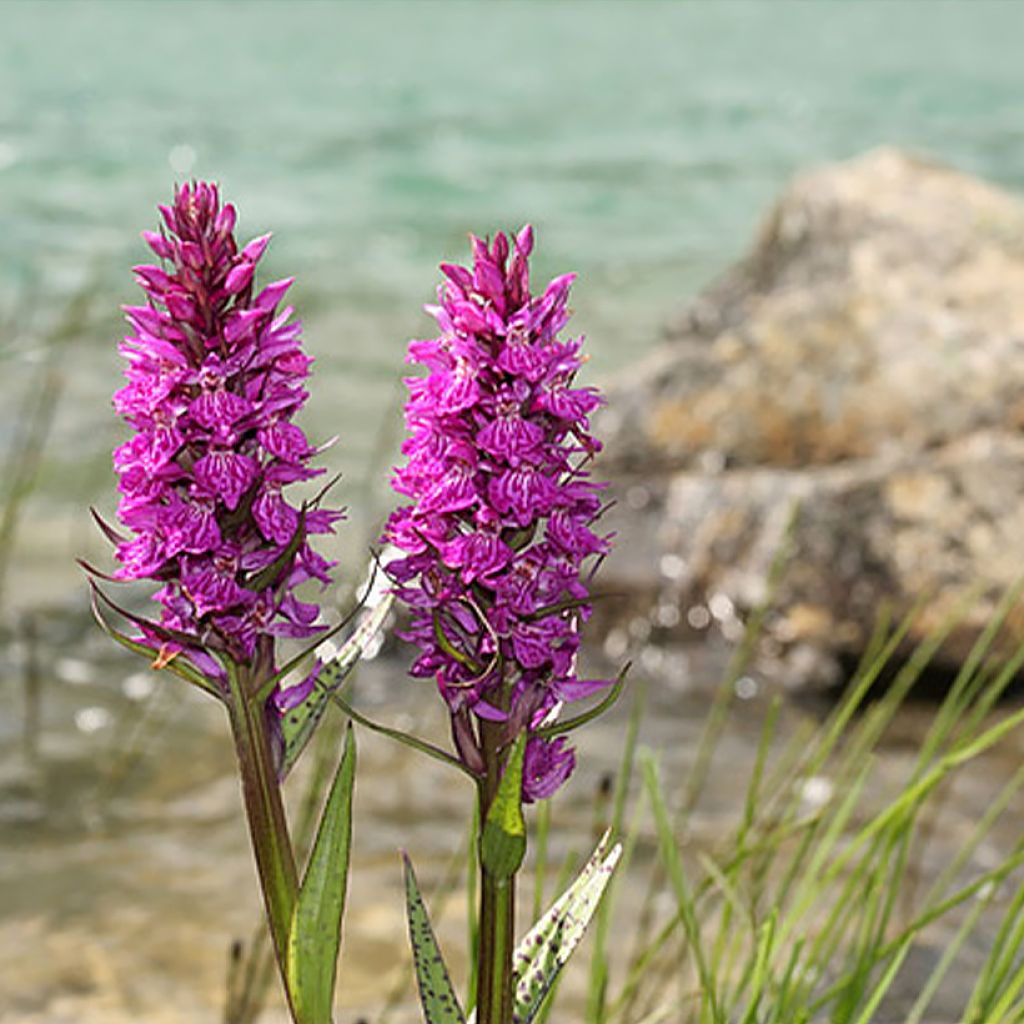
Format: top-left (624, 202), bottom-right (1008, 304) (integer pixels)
top-left (88, 586), bottom-right (221, 699)
top-left (525, 595), bottom-right (603, 622)
top-left (535, 663), bottom-right (630, 740)
top-left (316, 591), bottom-right (394, 691)
top-left (330, 689), bottom-right (472, 776)
top-left (90, 579), bottom-right (203, 650)
top-left (90, 505), bottom-right (128, 545)
top-left (510, 831), bottom-right (622, 1024)
top-left (480, 731), bottom-right (527, 879)
top-left (403, 853), bottom-right (466, 1024)
top-left (77, 557), bottom-right (127, 583)
top-left (287, 724), bottom-right (357, 1024)
top-left (278, 593), bottom-right (393, 779)
top-left (433, 609), bottom-right (484, 673)
top-left (257, 604), bottom-right (362, 703)
top-left (257, 560), bottom-right (384, 701)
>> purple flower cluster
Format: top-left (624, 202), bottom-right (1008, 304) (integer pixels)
top-left (383, 226), bottom-right (611, 801)
top-left (111, 181), bottom-right (339, 674)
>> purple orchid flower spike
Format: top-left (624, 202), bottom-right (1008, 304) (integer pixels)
top-left (383, 224), bottom-right (613, 802)
top-left (104, 181), bottom-right (341, 703)
top-left (90, 183), bottom-right (361, 1022)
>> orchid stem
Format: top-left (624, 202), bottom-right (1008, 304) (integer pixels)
top-left (477, 720), bottom-right (516, 1024)
top-left (226, 662), bottom-right (300, 1018)
top-left (478, 869), bottom-right (515, 1024)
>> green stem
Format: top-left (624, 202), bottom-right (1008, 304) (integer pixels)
top-left (226, 661), bottom-right (300, 1018)
top-left (476, 720), bottom-right (516, 1024)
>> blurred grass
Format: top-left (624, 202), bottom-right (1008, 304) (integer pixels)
top-left (539, 586), bottom-right (1024, 1024)
top-left (213, 546), bottom-right (1024, 1023)
top-left (0, 285), bottom-right (89, 612)
top-left (218, 576), bottom-right (1024, 1024)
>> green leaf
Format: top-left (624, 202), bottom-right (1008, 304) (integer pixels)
top-left (433, 608), bottom-right (484, 673)
top-left (480, 731), bottom-right (527, 880)
top-left (286, 723), bottom-right (357, 1024)
top-left (278, 593), bottom-right (393, 779)
top-left (403, 853), bottom-right (467, 1024)
top-left (535, 663), bottom-right (630, 740)
top-left (509, 831), bottom-right (621, 1024)
top-left (88, 585), bottom-right (222, 699)
top-left (330, 689), bottom-right (473, 777)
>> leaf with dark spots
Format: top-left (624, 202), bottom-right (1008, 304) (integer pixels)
top-left (508, 831), bottom-right (621, 1024)
top-left (403, 853), bottom-right (466, 1024)
top-left (277, 593), bottom-right (394, 779)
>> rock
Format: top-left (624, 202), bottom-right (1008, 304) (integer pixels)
top-left (597, 149), bottom-right (1024, 687)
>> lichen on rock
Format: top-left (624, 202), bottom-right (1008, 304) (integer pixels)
top-left (598, 148), bottom-right (1024, 687)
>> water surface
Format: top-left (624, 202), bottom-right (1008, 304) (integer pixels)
top-left (3, 0), bottom-right (1024, 607)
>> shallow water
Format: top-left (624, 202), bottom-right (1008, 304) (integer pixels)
top-left (0, 612), bottom-right (708, 1022)
top-left (2, 609), bottom-right (1023, 1023)
top-left (3, 0), bottom-right (1024, 612)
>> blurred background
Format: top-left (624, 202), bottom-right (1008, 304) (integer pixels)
top-left (4, 2), bottom-right (1024, 1022)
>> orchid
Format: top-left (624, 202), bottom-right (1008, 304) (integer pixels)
top-left (90, 194), bottom-right (622, 1024)
top-left (90, 182), bottom-right (371, 1024)
top-left (110, 180), bottom-right (340, 697)
top-left (383, 225), bottom-right (613, 802)
top-left (383, 227), bottom-right (621, 1024)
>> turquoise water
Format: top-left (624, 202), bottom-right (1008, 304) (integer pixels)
top-left (2, 0), bottom-right (1024, 600)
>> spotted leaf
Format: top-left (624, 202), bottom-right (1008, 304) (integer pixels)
top-left (403, 853), bottom-right (466, 1024)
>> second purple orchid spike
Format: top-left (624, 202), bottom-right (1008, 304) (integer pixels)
top-left (383, 224), bottom-right (613, 801)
